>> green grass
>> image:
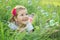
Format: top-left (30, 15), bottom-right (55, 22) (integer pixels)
top-left (0, 0), bottom-right (60, 40)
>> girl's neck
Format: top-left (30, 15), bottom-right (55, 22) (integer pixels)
top-left (19, 24), bottom-right (26, 28)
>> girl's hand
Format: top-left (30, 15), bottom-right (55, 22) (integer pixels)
top-left (19, 26), bottom-right (27, 33)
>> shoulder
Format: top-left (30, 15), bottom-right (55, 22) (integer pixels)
top-left (8, 22), bottom-right (18, 30)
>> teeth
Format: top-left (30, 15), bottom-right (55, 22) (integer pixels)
top-left (23, 20), bottom-right (27, 21)
top-left (22, 19), bottom-right (27, 21)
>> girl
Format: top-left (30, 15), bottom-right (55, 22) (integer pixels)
top-left (8, 5), bottom-right (34, 33)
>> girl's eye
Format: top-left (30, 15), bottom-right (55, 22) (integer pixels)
top-left (20, 14), bottom-right (23, 16)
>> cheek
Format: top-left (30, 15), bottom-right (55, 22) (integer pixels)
top-left (27, 16), bottom-right (29, 20)
top-left (17, 16), bottom-right (22, 22)
top-left (26, 17), bottom-right (29, 20)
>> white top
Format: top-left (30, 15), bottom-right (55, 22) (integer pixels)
top-left (8, 22), bottom-right (34, 32)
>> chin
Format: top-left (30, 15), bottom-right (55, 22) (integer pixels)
top-left (22, 21), bottom-right (28, 24)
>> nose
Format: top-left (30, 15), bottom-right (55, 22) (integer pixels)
top-left (24, 15), bottom-right (28, 19)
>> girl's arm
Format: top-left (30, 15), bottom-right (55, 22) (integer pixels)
top-left (17, 26), bottom-right (27, 33)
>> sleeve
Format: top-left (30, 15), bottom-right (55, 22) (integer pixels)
top-left (26, 22), bottom-right (34, 32)
top-left (8, 23), bottom-right (18, 30)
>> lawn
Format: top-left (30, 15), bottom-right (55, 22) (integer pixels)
top-left (0, 0), bottom-right (60, 40)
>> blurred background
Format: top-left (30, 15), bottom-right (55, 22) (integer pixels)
top-left (0, 0), bottom-right (60, 40)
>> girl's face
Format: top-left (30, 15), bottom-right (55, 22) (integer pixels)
top-left (15, 10), bottom-right (29, 25)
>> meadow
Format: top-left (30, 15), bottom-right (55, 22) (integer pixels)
top-left (0, 0), bottom-right (60, 40)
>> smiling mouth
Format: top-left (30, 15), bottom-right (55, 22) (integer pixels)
top-left (22, 18), bottom-right (28, 21)
top-left (22, 19), bottom-right (28, 21)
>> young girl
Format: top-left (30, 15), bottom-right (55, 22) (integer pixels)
top-left (8, 5), bottom-right (34, 33)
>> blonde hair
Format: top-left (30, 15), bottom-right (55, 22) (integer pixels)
top-left (10, 5), bottom-right (27, 22)
top-left (14, 5), bottom-right (27, 13)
